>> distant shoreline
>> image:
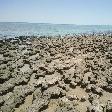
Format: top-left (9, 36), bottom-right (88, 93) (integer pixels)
top-left (0, 22), bottom-right (112, 26)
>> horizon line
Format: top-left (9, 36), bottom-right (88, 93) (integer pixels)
top-left (0, 21), bottom-right (112, 26)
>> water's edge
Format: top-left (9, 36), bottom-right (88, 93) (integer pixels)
top-left (0, 22), bottom-right (112, 38)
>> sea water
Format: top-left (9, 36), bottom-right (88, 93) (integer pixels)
top-left (0, 22), bottom-right (112, 38)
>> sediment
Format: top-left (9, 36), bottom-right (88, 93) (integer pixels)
top-left (0, 34), bottom-right (112, 112)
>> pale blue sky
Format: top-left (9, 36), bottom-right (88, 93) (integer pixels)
top-left (0, 0), bottom-right (112, 25)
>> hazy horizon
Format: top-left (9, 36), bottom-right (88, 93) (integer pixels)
top-left (0, 22), bottom-right (112, 26)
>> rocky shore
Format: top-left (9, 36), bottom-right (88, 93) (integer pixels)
top-left (0, 34), bottom-right (112, 112)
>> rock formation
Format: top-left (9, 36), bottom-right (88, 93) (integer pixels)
top-left (0, 34), bottom-right (112, 112)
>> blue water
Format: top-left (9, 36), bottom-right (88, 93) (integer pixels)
top-left (0, 22), bottom-right (112, 37)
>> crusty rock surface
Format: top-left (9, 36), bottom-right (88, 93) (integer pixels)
top-left (0, 34), bottom-right (112, 112)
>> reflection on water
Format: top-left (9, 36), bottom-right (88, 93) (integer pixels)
top-left (0, 22), bottom-right (112, 38)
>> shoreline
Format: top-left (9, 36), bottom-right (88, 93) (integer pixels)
top-left (0, 34), bottom-right (112, 112)
top-left (1, 31), bottom-right (112, 40)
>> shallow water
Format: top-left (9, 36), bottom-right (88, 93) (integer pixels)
top-left (0, 22), bottom-right (112, 38)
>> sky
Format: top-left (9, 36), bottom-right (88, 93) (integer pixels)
top-left (0, 0), bottom-right (112, 25)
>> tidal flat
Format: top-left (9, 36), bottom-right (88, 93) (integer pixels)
top-left (0, 34), bottom-right (112, 112)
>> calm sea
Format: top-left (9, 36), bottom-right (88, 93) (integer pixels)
top-left (0, 22), bottom-right (112, 38)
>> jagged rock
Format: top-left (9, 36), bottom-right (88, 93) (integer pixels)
top-left (104, 84), bottom-right (112, 93)
top-left (19, 64), bottom-right (32, 74)
top-left (80, 96), bottom-right (86, 102)
top-left (0, 54), bottom-right (4, 62)
top-left (0, 70), bottom-right (11, 83)
top-left (18, 45), bottom-right (27, 50)
top-left (45, 73), bottom-right (62, 85)
top-left (33, 87), bottom-right (42, 99)
top-left (96, 78), bottom-right (108, 89)
top-left (107, 74), bottom-right (112, 84)
top-left (0, 96), bottom-right (4, 106)
top-left (58, 81), bottom-right (70, 92)
top-left (0, 64), bottom-right (7, 69)
top-left (88, 93), bottom-right (100, 103)
top-left (87, 100), bottom-right (105, 112)
top-left (55, 102), bottom-right (78, 112)
top-left (28, 53), bottom-right (39, 61)
top-left (86, 84), bottom-right (103, 96)
top-left (66, 94), bottom-right (79, 101)
top-left (41, 83), bottom-right (49, 90)
top-left (38, 64), bottom-right (46, 71)
top-left (1, 85), bottom-right (34, 111)
top-left (106, 100), bottom-right (112, 112)
top-left (81, 80), bottom-right (90, 88)
top-left (15, 59), bottom-right (24, 68)
top-left (86, 84), bottom-right (93, 92)
top-left (83, 72), bottom-right (92, 82)
top-left (2, 92), bottom-right (13, 102)
top-left (1, 93), bottom-right (24, 112)
top-left (70, 81), bottom-right (77, 88)
top-left (35, 69), bottom-right (46, 78)
top-left (33, 77), bottom-right (46, 87)
top-left (43, 86), bottom-right (65, 98)
top-left (46, 66), bottom-right (55, 75)
top-left (46, 57), bottom-right (52, 63)
top-left (0, 35), bottom-right (112, 112)
top-left (74, 77), bottom-right (82, 85)
top-left (14, 74), bottom-right (30, 85)
top-left (0, 78), bottom-right (16, 95)
top-left (91, 86), bottom-right (103, 96)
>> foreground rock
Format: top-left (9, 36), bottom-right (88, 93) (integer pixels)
top-left (0, 34), bottom-right (112, 112)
